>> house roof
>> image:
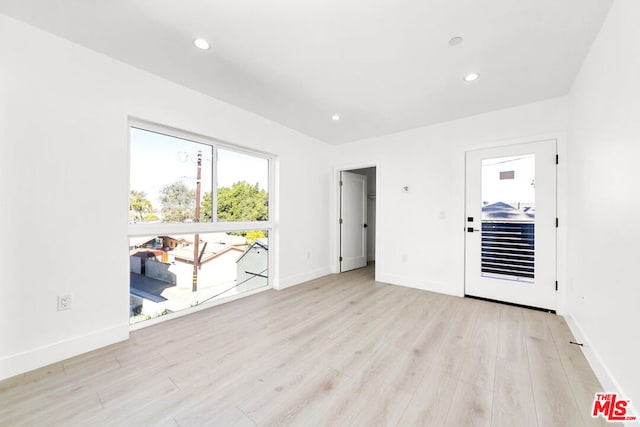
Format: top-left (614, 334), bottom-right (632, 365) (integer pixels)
top-left (130, 233), bottom-right (248, 264)
top-left (129, 235), bottom-right (197, 248)
top-left (129, 248), bottom-right (164, 258)
top-left (482, 202), bottom-right (534, 221)
top-left (129, 236), bottom-right (156, 247)
top-left (152, 233), bottom-right (247, 247)
top-left (171, 244), bottom-right (244, 265)
top-left (236, 239), bottom-right (269, 263)
top-left (199, 233), bottom-right (247, 246)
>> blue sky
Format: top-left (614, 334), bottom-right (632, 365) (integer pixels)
top-left (130, 128), bottom-right (268, 209)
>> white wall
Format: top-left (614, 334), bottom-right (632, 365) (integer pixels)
top-left (0, 15), bottom-right (330, 380)
top-left (566, 0), bottom-right (640, 410)
top-left (331, 97), bottom-right (568, 298)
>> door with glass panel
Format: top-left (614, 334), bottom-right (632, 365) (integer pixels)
top-left (465, 140), bottom-right (557, 310)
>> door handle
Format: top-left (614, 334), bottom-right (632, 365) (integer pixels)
top-left (467, 227), bottom-right (480, 232)
top-left (364, 224), bottom-right (368, 228)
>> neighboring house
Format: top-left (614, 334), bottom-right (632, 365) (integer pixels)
top-left (171, 243), bottom-right (244, 267)
top-left (129, 235), bottom-right (155, 251)
top-left (156, 235), bottom-right (192, 250)
top-left (162, 237), bottom-right (246, 287)
top-left (482, 201), bottom-right (535, 221)
top-left (168, 244), bottom-right (245, 289)
top-left (129, 249), bottom-right (164, 274)
top-left (129, 233), bottom-right (249, 289)
top-left (130, 235), bottom-right (192, 251)
top-left (200, 232), bottom-right (248, 248)
top-left (236, 239), bottom-right (269, 293)
top-left (131, 233), bottom-right (246, 252)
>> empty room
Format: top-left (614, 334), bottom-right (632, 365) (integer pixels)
top-left (1, 0), bottom-right (638, 426)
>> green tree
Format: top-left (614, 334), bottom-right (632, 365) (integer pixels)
top-left (217, 181), bottom-right (268, 222)
top-left (159, 181), bottom-right (196, 222)
top-left (129, 190), bottom-right (152, 222)
top-left (202, 192), bottom-right (213, 221)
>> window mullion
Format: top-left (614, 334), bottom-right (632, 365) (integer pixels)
top-left (213, 147), bottom-right (219, 224)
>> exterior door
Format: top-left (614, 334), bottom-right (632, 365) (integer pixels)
top-left (465, 140), bottom-right (557, 310)
top-left (340, 171), bottom-right (367, 272)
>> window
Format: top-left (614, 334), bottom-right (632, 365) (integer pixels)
top-left (129, 127), bottom-right (214, 223)
top-left (217, 148), bottom-right (269, 222)
top-left (481, 154), bottom-right (535, 282)
top-left (128, 123), bottom-right (272, 324)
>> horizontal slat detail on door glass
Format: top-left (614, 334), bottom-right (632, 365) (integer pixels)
top-left (481, 222), bottom-right (534, 280)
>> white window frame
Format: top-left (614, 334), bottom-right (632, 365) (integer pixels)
top-left (127, 118), bottom-right (275, 324)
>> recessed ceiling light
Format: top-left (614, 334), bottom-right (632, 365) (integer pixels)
top-left (193, 38), bottom-right (210, 50)
top-left (464, 73), bottom-right (479, 82)
top-left (331, 114), bottom-right (341, 121)
top-left (448, 36), bottom-right (463, 46)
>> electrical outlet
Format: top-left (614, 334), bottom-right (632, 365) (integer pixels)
top-left (57, 294), bottom-right (72, 311)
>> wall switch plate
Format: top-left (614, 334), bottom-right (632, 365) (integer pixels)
top-left (57, 294), bottom-right (72, 311)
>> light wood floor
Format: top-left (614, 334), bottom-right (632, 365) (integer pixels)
top-left (1, 265), bottom-right (610, 426)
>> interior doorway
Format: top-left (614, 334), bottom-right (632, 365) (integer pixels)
top-left (339, 167), bottom-right (377, 272)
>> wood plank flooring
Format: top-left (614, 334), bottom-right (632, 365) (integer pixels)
top-left (0, 265), bottom-right (611, 426)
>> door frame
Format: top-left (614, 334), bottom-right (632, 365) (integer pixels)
top-left (461, 134), bottom-right (568, 315)
top-left (332, 163), bottom-right (380, 280)
top-left (464, 139), bottom-right (557, 311)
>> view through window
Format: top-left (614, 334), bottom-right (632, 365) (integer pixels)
top-left (129, 125), bottom-right (271, 324)
top-left (481, 154), bottom-right (535, 283)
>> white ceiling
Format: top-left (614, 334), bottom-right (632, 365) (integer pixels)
top-left (0, 0), bottom-right (612, 144)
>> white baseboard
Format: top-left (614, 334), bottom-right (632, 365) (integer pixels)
top-left (376, 273), bottom-right (463, 297)
top-left (275, 267), bottom-right (332, 290)
top-left (1, 266), bottom-right (334, 381)
top-left (564, 314), bottom-right (638, 427)
top-left (0, 323), bottom-right (129, 381)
